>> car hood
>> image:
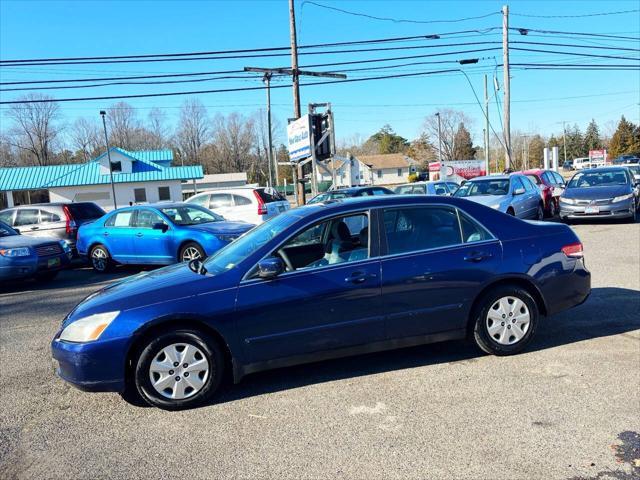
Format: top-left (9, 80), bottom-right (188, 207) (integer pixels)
top-left (65, 262), bottom-right (234, 325)
top-left (461, 195), bottom-right (506, 207)
top-left (186, 221), bottom-right (254, 236)
top-left (563, 185), bottom-right (630, 200)
top-left (0, 234), bottom-right (60, 248)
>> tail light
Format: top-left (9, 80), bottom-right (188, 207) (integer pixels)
top-left (62, 205), bottom-right (77, 236)
top-left (253, 190), bottom-right (267, 215)
top-left (562, 242), bottom-right (583, 258)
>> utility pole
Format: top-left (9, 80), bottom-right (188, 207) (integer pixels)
top-left (289, 0), bottom-right (305, 204)
top-left (484, 73), bottom-right (490, 175)
top-left (562, 121), bottom-right (568, 163)
top-left (263, 72), bottom-right (274, 187)
top-left (436, 112), bottom-right (444, 180)
top-left (522, 134), bottom-right (529, 170)
top-left (99, 110), bottom-right (117, 210)
top-left (502, 5), bottom-right (512, 170)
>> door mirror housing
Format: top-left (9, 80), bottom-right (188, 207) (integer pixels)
top-left (257, 257), bottom-right (285, 279)
top-left (187, 259), bottom-right (208, 275)
top-left (13, 228), bottom-right (20, 234)
top-left (153, 222), bottom-right (168, 233)
top-left (513, 188), bottom-right (525, 196)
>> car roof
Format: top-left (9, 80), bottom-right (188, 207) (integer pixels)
top-left (467, 175), bottom-right (512, 181)
top-left (577, 166), bottom-right (630, 173)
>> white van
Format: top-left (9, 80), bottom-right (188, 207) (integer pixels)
top-left (573, 157), bottom-right (590, 170)
top-left (185, 187), bottom-right (290, 225)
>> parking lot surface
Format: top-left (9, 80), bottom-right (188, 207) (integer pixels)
top-left (1, 220), bottom-right (639, 480)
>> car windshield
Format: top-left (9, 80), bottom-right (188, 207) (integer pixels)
top-left (203, 212), bottom-right (299, 274)
top-left (307, 192), bottom-right (348, 204)
top-left (0, 221), bottom-right (18, 237)
top-left (567, 170), bottom-right (630, 188)
top-left (159, 205), bottom-right (223, 225)
top-left (454, 179), bottom-right (510, 197)
top-left (627, 165), bottom-right (639, 175)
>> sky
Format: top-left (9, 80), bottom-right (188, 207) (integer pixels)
top-left (0, 0), bottom-right (639, 149)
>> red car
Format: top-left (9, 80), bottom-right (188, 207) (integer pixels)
top-left (522, 169), bottom-right (566, 217)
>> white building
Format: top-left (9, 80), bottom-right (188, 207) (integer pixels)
top-left (0, 148), bottom-right (203, 211)
top-left (316, 153), bottom-right (419, 188)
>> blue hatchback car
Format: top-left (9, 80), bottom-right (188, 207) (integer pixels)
top-left (77, 203), bottom-right (254, 272)
top-left (52, 195), bottom-right (590, 409)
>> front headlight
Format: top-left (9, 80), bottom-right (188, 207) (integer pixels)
top-left (560, 197), bottom-right (575, 205)
top-left (490, 203), bottom-right (502, 209)
top-left (59, 311), bottom-right (120, 343)
top-left (612, 193), bottom-right (633, 203)
top-left (0, 247), bottom-right (31, 257)
top-left (215, 234), bottom-right (239, 242)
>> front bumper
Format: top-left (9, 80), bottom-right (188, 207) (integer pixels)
top-left (51, 335), bottom-right (129, 392)
top-left (560, 199), bottom-right (635, 219)
top-left (0, 252), bottom-right (71, 281)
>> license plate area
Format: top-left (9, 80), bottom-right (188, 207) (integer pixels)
top-left (585, 206), bottom-right (600, 214)
top-left (48, 257), bottom-right (61, 268)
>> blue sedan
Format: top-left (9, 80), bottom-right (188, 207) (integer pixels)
top-left (77, 203), bottom-right (254, 272)
top-left (0, 220), bottom-right (72, 282)
top-left (52, 195), bottom-right (590, 409)
top-left (454, 174), bottom-right (544, 219)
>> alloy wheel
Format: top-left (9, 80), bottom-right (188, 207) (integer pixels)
top-left (181, 246), bottom-right (202, 262)
top-left (148, 343), bottom-right (210, 400)
top-left (485, 296), bottom-right (531, 345)
top-left (91, 247), bottom-right (108, 271)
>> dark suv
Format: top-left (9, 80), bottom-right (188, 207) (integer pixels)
top-left (0, 202), bottom-right (106, 255)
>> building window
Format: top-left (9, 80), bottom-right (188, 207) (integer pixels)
top-left (158, 186), bottom-right (171, 201)
top-left (397, 168), bottom-right (402, 177)
top-left (377, 170), bottom-right (383, 178)
top-left (134, 188), bottom-right (147, 203)
top-left (110, 161), bottom-right (122, 172)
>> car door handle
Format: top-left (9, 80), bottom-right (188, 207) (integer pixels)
top-left (345, 272), bottom-right (377, 284)
top-left (135, 232), bottom-right (143, 237)
top-left (102, 232), bottom-right (109, 236)
top-left (30, 226), bottom-right (39, 230)
top-left (464, 252), bottom-right (492, 263)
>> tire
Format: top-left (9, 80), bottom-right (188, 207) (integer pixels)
top-left (627, 207), bottom-right (637, 223)
top-left (133, 329), bottom-right (224, 410)
top-left (90, 244), bottom-right (114, 273)
top-left (506, 208), bottom-right (515, 216)
top-left (535, 203), bottom-right (544, 220)
top-left (179, 242), bottom-right (205, 262)
top-left (36, 271), bottom-right (59, 282)
top-left (472, 285), bottom-right (539, 356)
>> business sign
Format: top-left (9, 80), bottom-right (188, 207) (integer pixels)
top-left (287, 115), bottom-right (311, 162)
top-left (428, 160), bottom-right (486, 179)
top-left (589, 149), bottom-right (608, 165)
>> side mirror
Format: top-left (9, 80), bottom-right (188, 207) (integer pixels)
top-left (187, 259), bottom-right (208, 275)
top-left (257, 257), bottom-right (285, 279)
top-left (14, 228), bottom-right (20, 234)
top-left (153, 222), bottom-right (168, 233)
top-left (513, 188), bottom-right (525, 196)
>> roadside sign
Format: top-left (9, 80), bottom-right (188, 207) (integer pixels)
top-left (287, 115), bottom-right (311, 162)
top-left (429, 160), bottom-right (486, 179)
top-left (589, 149), bottom-right (608, 166)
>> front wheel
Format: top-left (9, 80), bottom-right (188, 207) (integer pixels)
top-left (472, 286), bottom-right (539, 356)
top-left (90, 244), bottom-right (114, 273)
top-left (133, 329), bottom-right (224, 410)
top-left (179, 242), bottom-right (205, 262)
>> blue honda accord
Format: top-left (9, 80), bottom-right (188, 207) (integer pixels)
top-left (52, 195), bottom-right (590, 409)
top-left (76, 203), bottom-right (254, 272)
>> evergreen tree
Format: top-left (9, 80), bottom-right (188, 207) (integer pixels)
top-left (608, 115), bottom-right (640, 157)
top-left (365, 124), bottom-right (409, 154)
top-left (583, 119), bottom-right (601, 153)
top-left (548, 135), bottom-right (560, 148)
top-left (452, 122), bottom-right (476, 159)
top-left (565, 124), bottom-right (585, 160)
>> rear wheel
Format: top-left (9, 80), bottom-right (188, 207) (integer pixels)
top-left (535, 203), bottom-right (544, 220)
top-left (472, 285), bottom-right (539, 355)
top-left (133, 329), bottom-right (224, 410)
top-left (179, 242), bottom-right (204, 262)
top-left (90, 244), bottom-right (113, 273)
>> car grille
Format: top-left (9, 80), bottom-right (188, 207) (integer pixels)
top-left (35, 243), bottom-right (63, 257)
top-left (574, 199), bottom-right (611, 206)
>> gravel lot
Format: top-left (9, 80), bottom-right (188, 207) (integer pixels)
top-left (1, 219), bottom-right (639, 480)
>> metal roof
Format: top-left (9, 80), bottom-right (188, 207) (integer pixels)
top-left (0, 148), bottom-right (203, 191)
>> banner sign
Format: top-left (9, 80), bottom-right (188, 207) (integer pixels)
top-left (287, 115), bottom-right (311, 162)
top-left (588, 149), bottom-right (608, 165)
top-left (428, 160), bottom-right (486, 179)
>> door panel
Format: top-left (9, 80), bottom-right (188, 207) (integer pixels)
top-left (103, 211), bottom-right (136, 262)
top-left (236, 259), bottom-right (383, 363)
top-left (132, 209), bottom-right (174, 264)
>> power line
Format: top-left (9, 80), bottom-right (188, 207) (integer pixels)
top-left (510, 47), bottom-right (639, 61)
top-left (511, 8), bottom-right (640, 18)
top-left (301, 1), bottom-right (500, 24)
top-left (513, 40), bottom-right (640, 53)
top-left (511, 27), bottom-right (640, 41)
top-left (0, 68), bottom-right (461, 104)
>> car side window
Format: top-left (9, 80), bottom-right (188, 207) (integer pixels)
top-left (371, 188), bottom-right (388, 196)
top-left (134, 209), bottom-right (164, 229)
top-left (14, 209), bottom-right (40, 226)
top-left (209, 193), bottom-right (233, 208)
top-left (511, 177), bottom-right (525, 192)
top-left (39, 209), bottom-right (61, 223)
top-left (458, 211), bottom-right (494, 243)
top-left (434, 183), bottom-right (448, 195)
top-left (275, 212), bottom-right (370, 271)
top-left (383, 206), bottom-right (462, 255)
top-left (553, 172), bottom-right (564, 184)
top-left (521, 176), bottom-right (534, 192)
top-left (189, 194), bottom-right (210, 207)
top-left (527, 175), bottom-right (541, 185)
top-left (233, 195), bottom-right (252, 206)
top-left (105, 211), bottom-right (133, 227)
top-left (0, 210), bottom-right (14, 225)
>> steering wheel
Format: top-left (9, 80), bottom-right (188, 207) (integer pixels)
top-left (278, 248), bottom-right (294, 272)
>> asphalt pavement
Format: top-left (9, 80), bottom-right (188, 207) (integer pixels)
top-left (1, 219), bottom-right (639, 480)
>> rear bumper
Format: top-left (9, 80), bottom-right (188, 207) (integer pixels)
top-left (542, 260), bottom-right (591, 316)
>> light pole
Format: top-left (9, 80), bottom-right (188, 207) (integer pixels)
top-left (99, 110), bottom-right (117, 210)
top-left (263, 73), bottom-right (274, 187)
top-left (435, 112), bottom-right (444, 180)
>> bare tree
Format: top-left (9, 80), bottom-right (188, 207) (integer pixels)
top-left (146, 108), bottom-right (169, 149)
top-left (212, 112), bottom-right (255, 173)
top-left (174, 99), bottom-right (210, 166)
top-left (5, 93), bottom-right (61, 166)
top-left (70, 117), bottom-right (101, 161)
top-left (106, 102), bottom-right (141, 150)
top-left (422, 109), bottom-right (473, 161)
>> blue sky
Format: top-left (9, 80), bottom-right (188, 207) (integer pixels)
top-left (1, 0), bottom-right (639, 147)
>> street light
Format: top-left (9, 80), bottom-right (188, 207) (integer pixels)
top-left (435, 112), bottom-right (444, 181)
top-left (99, 110), bottom-right (117, 210)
